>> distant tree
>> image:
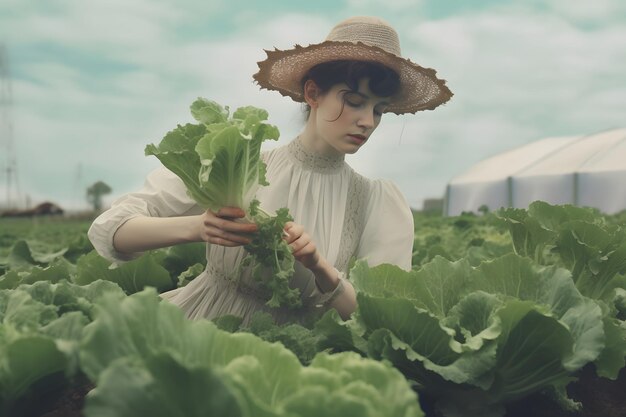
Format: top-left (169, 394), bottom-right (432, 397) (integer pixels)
top-left (86, 181), bottom-right (112, 211)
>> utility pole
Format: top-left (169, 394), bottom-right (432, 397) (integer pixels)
top-left (0, 43), bottom-right (20, 210)
top-left (73, 163), bottom-right (84, 210)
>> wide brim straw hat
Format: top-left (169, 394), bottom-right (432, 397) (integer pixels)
top-left (253, 16), bottom-right (453, 115)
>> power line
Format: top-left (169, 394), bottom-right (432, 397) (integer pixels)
top-left (0, 43), bottom-right (21, 210)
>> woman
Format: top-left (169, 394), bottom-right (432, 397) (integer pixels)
top-left (88, 16), bottom-right (452, 324)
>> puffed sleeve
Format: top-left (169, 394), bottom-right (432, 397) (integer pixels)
top-left (356, 179), bottom-right (414, 271)
top-left (87, 166), bottom-right (202, 263)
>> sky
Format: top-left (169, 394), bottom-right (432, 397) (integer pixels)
top-left (0, 0), bottom-right (625, 211)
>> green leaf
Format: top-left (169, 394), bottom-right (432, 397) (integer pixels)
top-left (356, 294), bottom-right (499, 389)
top-left (557, 221), bottom-right (626, 300)
top-left (213, 314), bottom-right (243, 333)
top-left (344, 255), bottom-right (610, 417)
top-left (244, 204), bottom-right (298, 308)
top-left (0, 335), bottom-right (68, 405)
top-left (146, 98), bottom-right (295, 308)
top-left (0, 271), bottom-right (21, 290)
top-left (357, 295), bottom-right (460, 362)
top-left (443, 291), bottom-right (502, 351)
top-left (593, 315), bottom-right (626, 378)
top-left (0, 289), bottom-right (57, 330)
top-left (314, 308), bottom-right (368, 356)
top-left (84, 355), bottom-right (244, 417)
top-left (528, 201), bottom-right (600, 231)
top-left (176, 263), bottom-right (204, 288)
top-left (471, 254), bottom-right (605, 370)
top-left (284, 352), bottom-right (424, 417)
top-left (491, 303), bottom-right (573, 402)
top-left (351, 257), bottom-right (471, 318)
top-left (7, 259), bottom-right (73, 289)
top-left (79, 289), bottom-right (302, 400)
top-left (244, 314), bottom-right (320, 365)
top-left (75, 251), bottom-right (172, 294)
top-left (495, 207), bottom-right (555, 262)
top-left (190, 98), bottom-right (229, 124)
top-left (160, 242), bottom-right (207, 283)
top-left (80, 289), bottom-right (422, 416)
top-left (3, 240), bottom-right (47, 270)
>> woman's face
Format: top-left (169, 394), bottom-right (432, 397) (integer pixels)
top-left (312, 78), bottom-right (390, 155)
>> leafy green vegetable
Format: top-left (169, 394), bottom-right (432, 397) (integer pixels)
top-left (145, 98), bottom-right (299, 308)
top-left (145, 99), bottom-right (277, 214)
top-left (85, 355), bottom-right (244, 417)
top-left (213, 311), bottom-right (325, 365)
top-left (80, 288), bottom-right (423, 417)
top-left (0, 280), bottom-right (124, 414)
top-left (75, 250), bottom-right (173, 294)
top-left (176, 262), bottom-right (205, 288)
top-left (243, 201), bottom-right (299, 308)
top-left (316, 255), bottom-right (616, 417)
top-left (0, 258), bottom-right (74, 290)
top-left (496, 201), bottom-right (626, 306)
top-left (158, 242), bottom-right (207, 284)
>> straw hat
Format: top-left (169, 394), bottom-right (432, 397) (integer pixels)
top-left (253, 16), bottom-right (453, 114)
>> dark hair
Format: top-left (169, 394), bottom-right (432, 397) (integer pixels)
top-left (301, 60), bottom-right (401, 119)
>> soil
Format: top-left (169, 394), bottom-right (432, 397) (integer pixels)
top-left (37, 379), bottom-right (93, 417)
top-left (506, 365), bottom-right (626, 417)
top-left (419, 365), bottom-right (626, 417)
top-left (8, 373), bottom-right (94, 417)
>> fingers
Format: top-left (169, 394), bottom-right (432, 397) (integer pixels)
top-left (206, 236), bottom-right (247, 247)
top-left (283, 224), bottom-right (317, 256)
top-left (200, 207), bottom-right (257, 247)
top-left (287, 232), bottom-right (312, 253)
top-left (216, 207), bottom-right (246, 219)
top-left (292, 240), bottom-right (318, 258)
top-left (283, 222), bottom-right (322, 269)
top-left (204, 226), bottom-right (253, 246)
top-left (205, 208), bottom-right (257, 234)
top-left (283, 222), bottom-right (303, 245)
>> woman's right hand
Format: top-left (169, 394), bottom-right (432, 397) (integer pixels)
top-left (199, 207), bottom-right (258, 247)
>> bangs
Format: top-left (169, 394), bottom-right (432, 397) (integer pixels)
top-left (302, 60), bottom-right (401, 98)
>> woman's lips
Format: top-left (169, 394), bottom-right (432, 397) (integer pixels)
top-left (348, 134), bottom-right (367, 144)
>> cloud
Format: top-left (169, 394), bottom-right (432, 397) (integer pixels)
top-left (2, 1), bottom-right (625, 212)
top-left (543, 0), bottom-right (626, 24)
top-left (346, 0), bottom-right (425, 12)
top-left (407, 11), bottom-right (625, 128)
top-left (1, 0), bottom-right (182, 46)
top-left (365, 6), bottom-right (626, 205)
top-left (2, 8), bottom-right (336, 210)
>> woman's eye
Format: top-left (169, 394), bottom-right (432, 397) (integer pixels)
top-left (346, 99), bottom-right (365, 107)
top-left (344, 92), bottom-right (365, 107)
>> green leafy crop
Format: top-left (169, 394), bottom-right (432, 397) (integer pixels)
top-left (145, 98), bottom-right (299, 308)
top-left (80, 289), bottom-right (424, 417)
top-left (316, 254), bottom-right (625, 417)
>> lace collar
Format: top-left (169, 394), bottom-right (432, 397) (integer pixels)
top-left (286, 137), bottom-right (346, 173)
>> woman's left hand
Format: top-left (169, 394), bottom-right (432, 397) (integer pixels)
top-left (284, 222), bottom-right (356, 317)
top-left (283, 222), bottom-right (322, 270)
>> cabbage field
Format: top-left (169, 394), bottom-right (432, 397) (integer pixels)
top-left (1, 202), bottom-right (625, 417)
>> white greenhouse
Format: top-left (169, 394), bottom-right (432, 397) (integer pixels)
top-left (444, 127), bottom-right (626, 216)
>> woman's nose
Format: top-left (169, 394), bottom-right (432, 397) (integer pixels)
top-left (357, 109), bottom-right (375, 129)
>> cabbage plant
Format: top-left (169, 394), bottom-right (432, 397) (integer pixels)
top-left (0, 280), bottom-right (125, 416)
top-left (79, 289), bottom-right (424, 417)
top-left (145, 99), bottom-right (299, 308)
top-left (317, 254), bottom-right (626, 417)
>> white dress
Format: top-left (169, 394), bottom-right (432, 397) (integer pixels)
top-left (88, 137), bottom-right (414, 325)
